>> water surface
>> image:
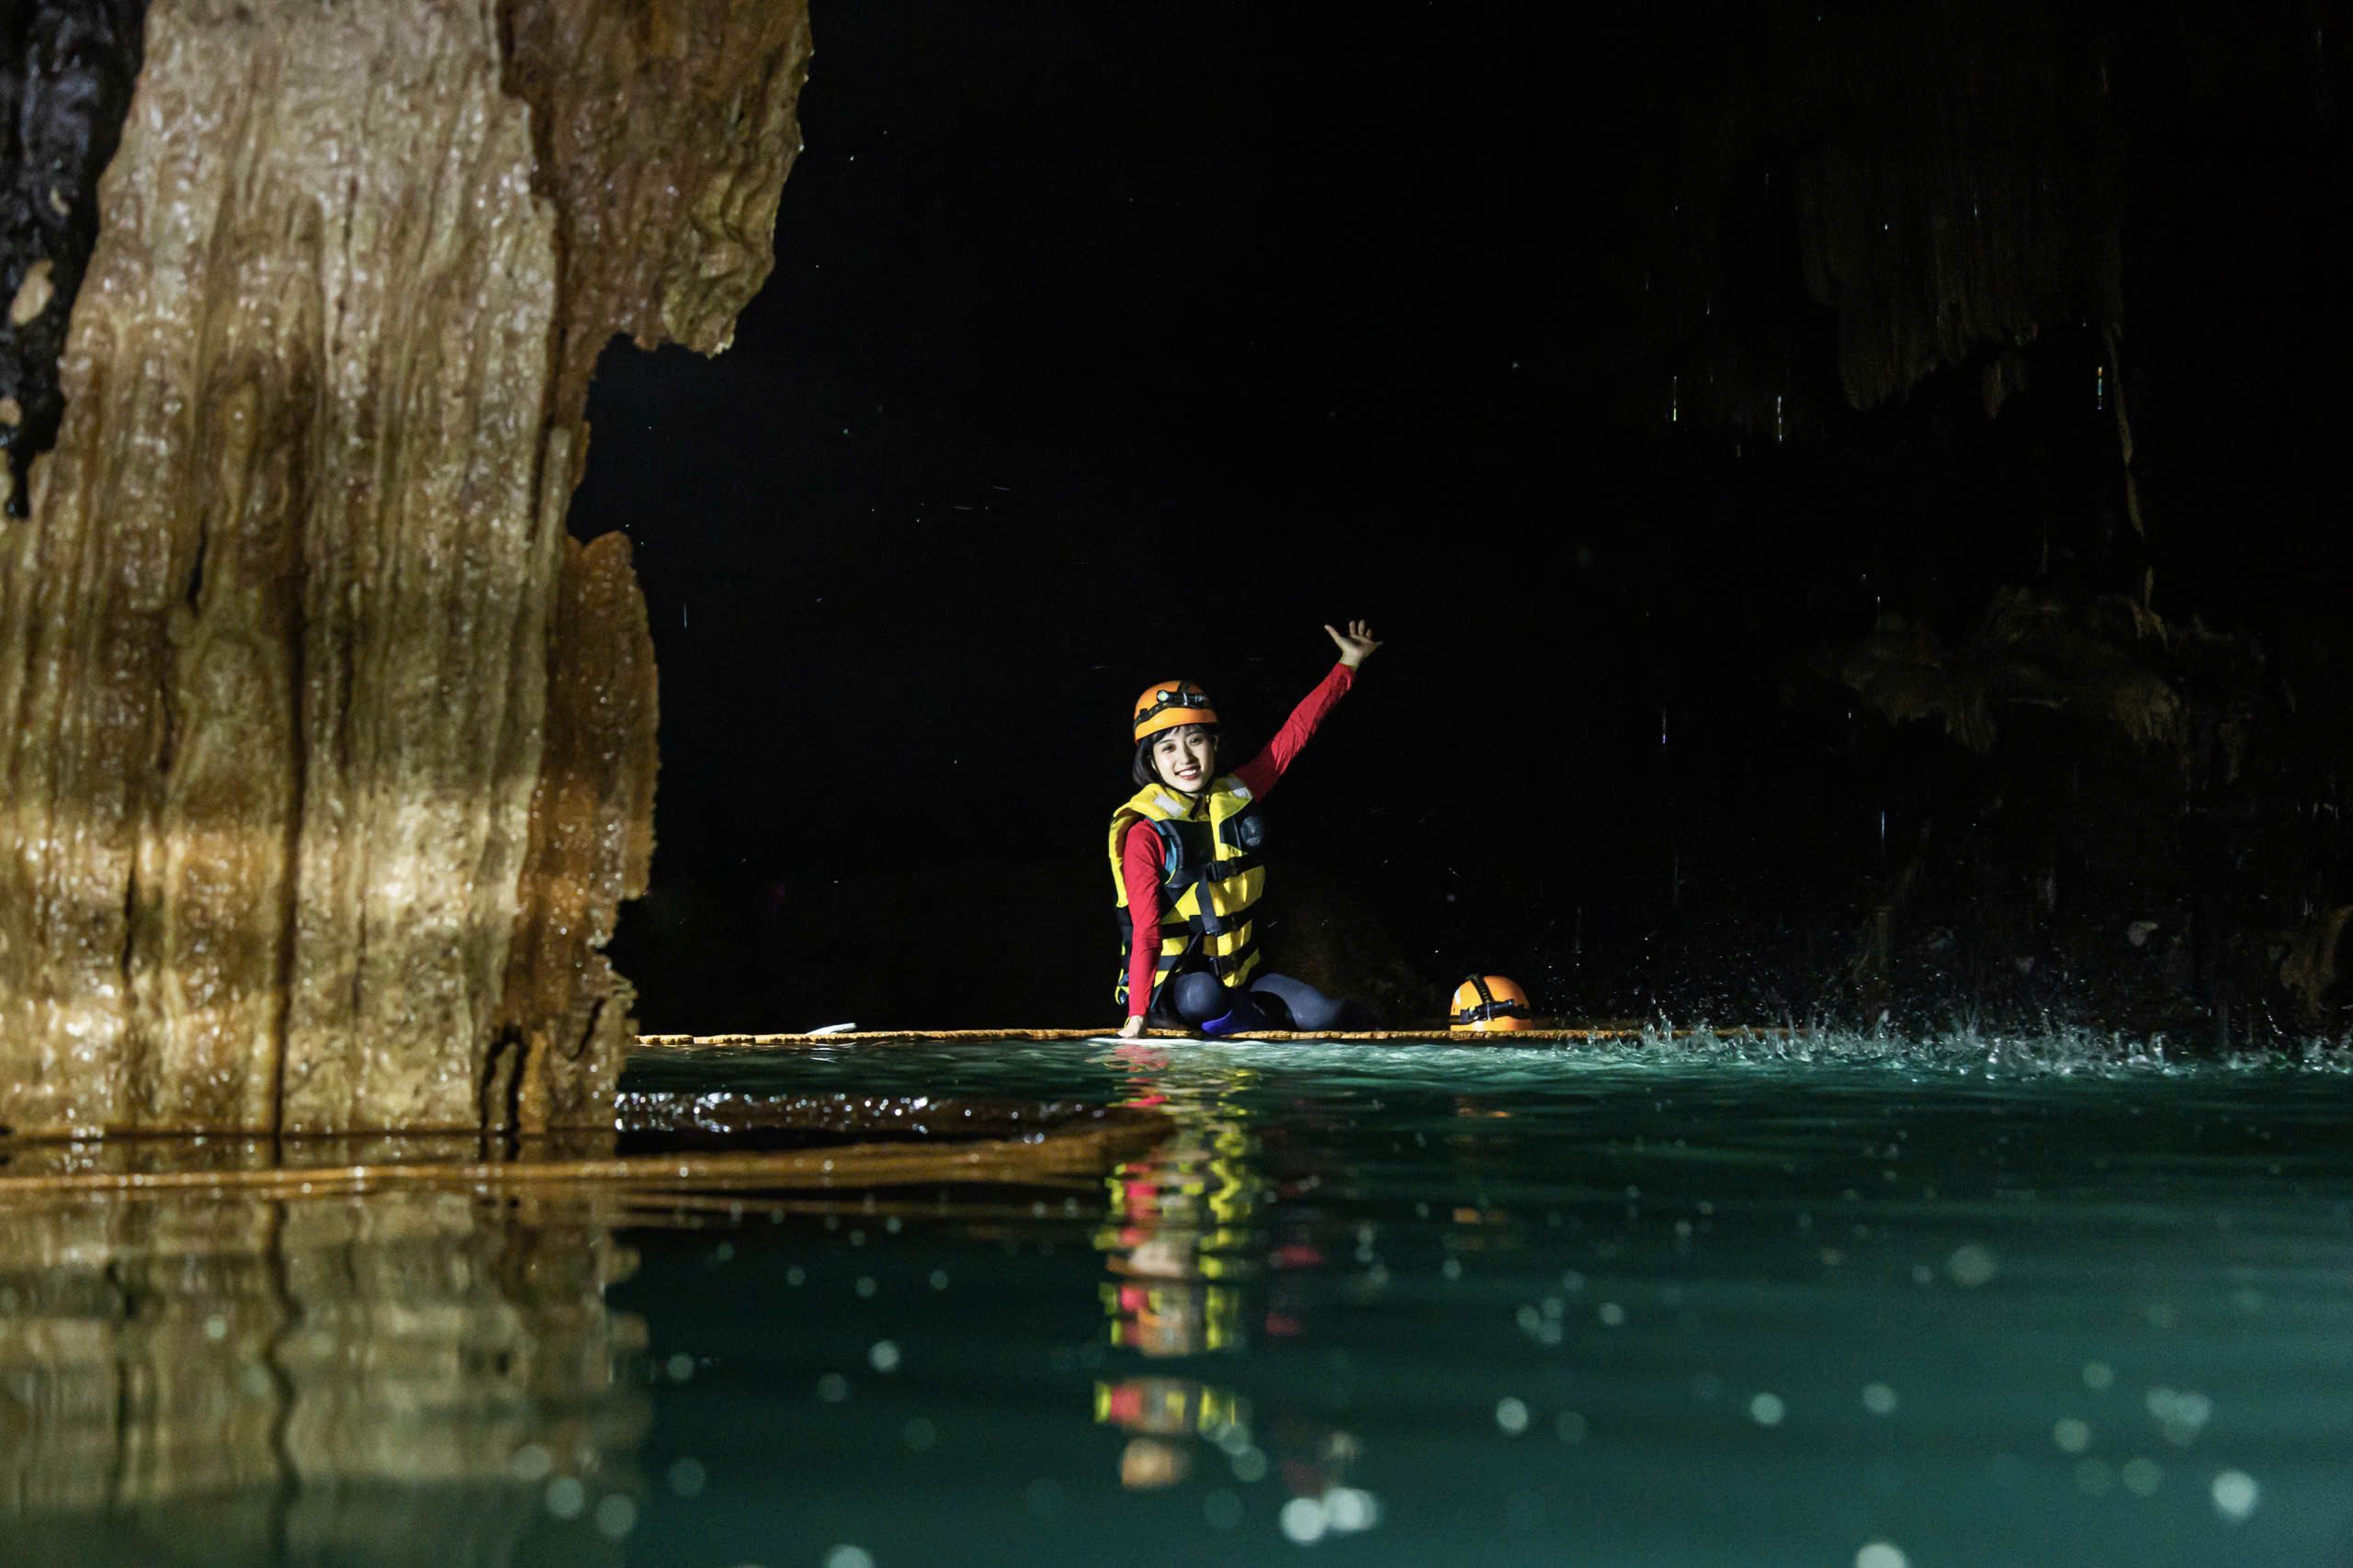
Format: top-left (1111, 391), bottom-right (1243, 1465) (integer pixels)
top-left (9, 1031), bottom-right (2353, 1566)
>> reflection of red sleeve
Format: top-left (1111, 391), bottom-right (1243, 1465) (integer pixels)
top-left (1234, 661), bottom-right (1354, 800)
top-left (1122, 821), bottom-right (1163, 1018)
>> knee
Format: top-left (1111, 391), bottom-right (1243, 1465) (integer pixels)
top-left (1170, 971), bottom-right (1227, 1024)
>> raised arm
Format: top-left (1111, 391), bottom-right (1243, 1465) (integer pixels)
top-left (1233, 621), bottom-right (1381, 799)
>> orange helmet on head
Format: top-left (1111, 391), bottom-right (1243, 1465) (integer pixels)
top-left (1450, 975), bottom-right (1533, 1032)
top-left (1132, 680), bottom-right (1218, 742)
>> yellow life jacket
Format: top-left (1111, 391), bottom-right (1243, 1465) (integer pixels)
top-left (1107, 775), bottom-right (1267, 1009)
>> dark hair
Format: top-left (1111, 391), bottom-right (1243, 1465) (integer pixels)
top-left (1130, 724), bottom-right (1220, 789)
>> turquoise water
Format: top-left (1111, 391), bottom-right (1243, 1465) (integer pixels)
top-left (8, 1032), bottom-right (2353, 1565)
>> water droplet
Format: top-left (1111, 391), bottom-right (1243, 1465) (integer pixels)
top-left (1280, 1496), bottom-right (1328, 1543)
top-left (1323, 1487), bottom-right (1380, 1531)
top-left (2211, 1470), bottom-right (2257, 1521)
top-left (1748, 1393), bottom-right (1786, 1426)
top-left (1943, 1243), bottom-right (1997, 1288)
top-left (1495, 1397), bottom-right (1529, 1435)
top-left (593, 1495), bottom-right (638, 1540)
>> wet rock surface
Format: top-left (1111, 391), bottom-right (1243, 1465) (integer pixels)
top-left (0, 0), bottom-right (811, 1136)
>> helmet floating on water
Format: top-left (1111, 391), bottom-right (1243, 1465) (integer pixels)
top-left (1450, 974), bottom-right (1533, 1032)
top-left (1132, 680), bottom-right (1218, 742)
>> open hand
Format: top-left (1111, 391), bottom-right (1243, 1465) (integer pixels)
top-left (1325, 618), bottom-right (1382, 669)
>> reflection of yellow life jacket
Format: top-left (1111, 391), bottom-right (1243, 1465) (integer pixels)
top-left (1108, 777), bottom-right (1267, 1008)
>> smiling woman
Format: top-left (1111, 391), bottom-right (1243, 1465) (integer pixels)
top-left (1109, 623), bottom-right (1381, 1040)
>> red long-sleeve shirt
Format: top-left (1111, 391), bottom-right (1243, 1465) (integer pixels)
top-left (1121, 660), bottom-right (1355, 1015)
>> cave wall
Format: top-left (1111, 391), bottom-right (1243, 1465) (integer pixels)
top-left (0, 0), bottom-right (809, 1136)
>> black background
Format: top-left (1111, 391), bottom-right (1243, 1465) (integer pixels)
top-left (580, 3), bottom-right (2349, 1035)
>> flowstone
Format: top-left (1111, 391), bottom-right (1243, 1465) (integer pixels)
top-left (0, 0), bottom-right (810, 1136)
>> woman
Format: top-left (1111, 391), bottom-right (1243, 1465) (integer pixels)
top-left (1110, 621), bottom-right (1381, 1039)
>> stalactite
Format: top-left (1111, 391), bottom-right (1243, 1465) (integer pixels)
top-left (1790, 8), bottom-right (2122, 412)
top-left (0, 0), bottom-right (810, 1137)
top-left (1659, 3), bottom-right (2123, 427)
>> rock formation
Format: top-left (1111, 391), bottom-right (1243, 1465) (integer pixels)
top-left (0, 0), bottom-right (810, 1136)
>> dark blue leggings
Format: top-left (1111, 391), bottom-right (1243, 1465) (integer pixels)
top-left (1153, 967), bottom-right (1371, 1034)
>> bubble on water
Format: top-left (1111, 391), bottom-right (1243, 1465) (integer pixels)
top-left (1203, 1488), bottom-right (1244, 1530)
top-left (1910, 1264), bottom-right (1934, 1286)
top-left (1861, 1383), bottom-right (1898, 1416)
top-left (1856, 1544), bottom-right (1907, 1568)
top-left (1281, 1496), bottom-right (1328, 1543)
top-left (2053, 1418), bottom-right (2091, 1454)
top-left (1442, 1258), bottom-right (1464, 1281)
top-left (1749, 1393), bottom-right (1785, 1427)
top-left (869, 1340), bottom-right (901, 1373)
top-left (929, 1269), bottom-right (949, 1290)
top-left (1944, 1244), bottom-right (1998, 1288)
top-left (668, 1456), bottom-right (707, 1496)
top-left (1496, 1397), bottom-right (1530, 1435)
top-left (508, 1444), bottom-right (552, 1483)
top-left (854, 1276), bottom-right (877, 1298)
top-left (544, 1476), bottom-right (586, 1519)
top-left (666, 1352), bottom-right (696, 1383)
top-left (817, 1373), bottom-right (850, 1403)
top-left (2211, 1469), bottom-right (2257, 1521)
top-left (1560, 1269), bottom-right (1586, 1293)
top-left (787, 1266), bottom-right (806, 1286)
top-left (2121, 1457), bottom-right (2162, 1496)
top-left (824, 1548), bottom-right (876, 1568)
top-left (2082, 1360), bottom-right (2114, 1392)
top-left (902, 1417), bottom-right (938, 1451)
top-left (1555, 1410), bottom-right (1588, 1443)
top-left (593, 1495), bottom-right (638, 1540)
top-left (1323, 1487), bottom-right (1380, 1531)
top-left (1597, 1302), bottom-right (1626, 1327)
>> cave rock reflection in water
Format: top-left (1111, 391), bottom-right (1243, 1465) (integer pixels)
top-left (0, 1181), bottom-right (647, 1565)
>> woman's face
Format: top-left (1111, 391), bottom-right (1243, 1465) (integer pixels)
top-left (1151, 727), bottom-right (1216, 794)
